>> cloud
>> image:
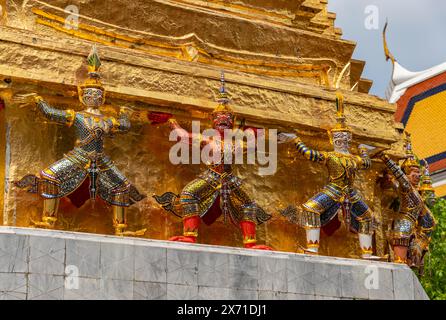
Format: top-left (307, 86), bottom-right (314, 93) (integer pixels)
top-left (328, 0), bottom-right (446, 98)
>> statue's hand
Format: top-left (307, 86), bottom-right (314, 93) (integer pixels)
top-left (409, 238), bottom-right (426, 268)
top-left (12, 93), bottom-right (41, 107)
top-left (277, 132), bottom-right (299, 144)
top-left (148, 111), bottom-right (173, 125)
top-left (119, 106), bottom-right (135, 117)
top-left (367, 147), bottom-right (391, 160)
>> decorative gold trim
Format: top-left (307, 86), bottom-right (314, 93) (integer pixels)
top-left (184, 231), bottom-right (198, 237)
top-left (42, 216), bottom-right (57, 223)
top-left (393, 256), bottom-right (407, 264)
top-left (243, 236), bottom-right (257, 244)
top-left (66, 109), bottom-right (76, 127)
top-left (361, 247), bottom-right (373, 255)
top-left (170, 0), bottom-right (294, 26)
top-left (31, 8), bottom-right (332, 83)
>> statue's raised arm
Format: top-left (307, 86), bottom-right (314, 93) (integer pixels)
top-left (37, 96), bottom-right (76, 126)
top-left (13, 93), bottom-right (75, 126)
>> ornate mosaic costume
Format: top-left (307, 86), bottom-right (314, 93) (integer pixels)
top-left (27, 98), bottom-right (143, 207)
top-left (15, 46), bottom-right (146, 236)
top-left (381, 135), bottom-right (435, 265)
top-left (295, 141), bottom-right (373, 235)
top-left (155, 72), bottom-right (272, 249)
top-left (280, 93), bottom-right (375, 258)
top-left (419, 160), bottom-right (437, 208)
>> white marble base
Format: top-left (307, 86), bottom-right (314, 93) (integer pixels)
top-left (0, 226), bottom-right (429, 300)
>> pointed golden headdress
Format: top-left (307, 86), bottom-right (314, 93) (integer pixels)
top-left (212, 71), bottom-right (234, 114)
top-left (79, 45), bottom-right (104, 91)
top-left (401, 132), bottom-right (420, 171)
top-left (419, 159), bottom-right (435, 192)
top-left (331, 92), bottom-right (351, 133)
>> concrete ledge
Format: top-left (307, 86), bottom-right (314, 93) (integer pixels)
top-left (0, 227), bottom-right (429, 300)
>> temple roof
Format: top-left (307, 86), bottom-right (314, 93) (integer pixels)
top-left (386, 60), bottom-right (446, 103)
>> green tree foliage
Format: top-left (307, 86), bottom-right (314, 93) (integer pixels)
top-left (421, 198), bottom-right (446, 300)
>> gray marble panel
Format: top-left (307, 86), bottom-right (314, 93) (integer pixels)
top-left (413, 273), bottom-right (429, 300)
top-left (167, 284), bottom-right (199, 300)
top-left (314, 295), bottom-right (342, 300)
top-left (227, 288), bottom-right (258, 300)
top-left (393, 267), bottom-right (414, 300)
top-left (167, 249), bottom-right (198, 286)
top-left (0, 273), bottom-right (27, 300)
top-left (100, 242), bottom-right (134, 281)
top-left (63, 277), bottom-right (101, 300)
top-left (28, 274), bottom-right (64, 300)
top-left (198, 286), bottom-right (230, 300)
top-left (198, 252), bottom-right (229, 288)
top-left (134, 281), bottom-right (167, 300)
top-left (368, 266), bottom-right (394, 300)
top-left (286, 293), bottom-right (315, 300)
top-left (340, 265), bottom-right (370, 299)
top-left (258, 257), bottom-right (287, 292)
top-left (258, 291), bottom-right (289, 300)
top-left (286, 257), bottom-right (315, 295)
top-left (66, 239), bottom-right (100, 278)
top-left (0, 234), bottom-right (29, 273)
top-left (100, 279), bottom-right (134, 300)
top-left (228, 254), bottom-right (258, 290)
top-left (29, 236), bottom-right (65, 276)
top-left (135, 246), bottom-right (167, 283)
top-left (313, 262), bottom-right (342, 297)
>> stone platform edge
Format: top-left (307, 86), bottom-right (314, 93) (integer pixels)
top-left (0, 226), bottom-right (429, 300)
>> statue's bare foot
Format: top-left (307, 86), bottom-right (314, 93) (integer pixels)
top-left (361, 254), bottom-right (385, 261)
top-left (30, 218), bottom-right (56, 229)
top-left (168, 235), bottom-right (196, 243)
top-left (300, 246), bottom-right (319, 255)
top-left (248, 244), bottom-right (273, 251)
top-left (115, 228), bottom-right (147, 237)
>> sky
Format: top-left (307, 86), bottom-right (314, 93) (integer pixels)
top-left (327, 0), bottom-right (446, 98)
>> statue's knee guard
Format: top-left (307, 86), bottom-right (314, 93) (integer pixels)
top-left (109, 185), bottom-right (131, 207)
top-left (300, 210), bottom-right (321, 229)
top-left (179, 193), bottom-right (200, 217)
top-left (241, 203), bottom-right (257, 223)
top-left (42, 198), bottom-right (60, 226)
top-left (179, 193), bottom-right (200, 237)
top-left (39, 178), bottom-right (61, 200)
top-left (113, 205), bottom-right (127, 225)
top-left (358, 218), bottom-right (373, 235)
top-left (300, 210), bottom-right (321, 253)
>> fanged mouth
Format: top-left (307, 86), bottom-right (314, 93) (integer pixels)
top-left (217, 122), bottom-right (230, 128)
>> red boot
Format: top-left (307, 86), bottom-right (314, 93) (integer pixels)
top-left (240, 220), bottom-right (273, 250)
top-left (169, 215), bottom-right (201, 243)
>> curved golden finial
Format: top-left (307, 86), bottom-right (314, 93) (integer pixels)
top-left (383, 20), bottom-right (396, 65)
